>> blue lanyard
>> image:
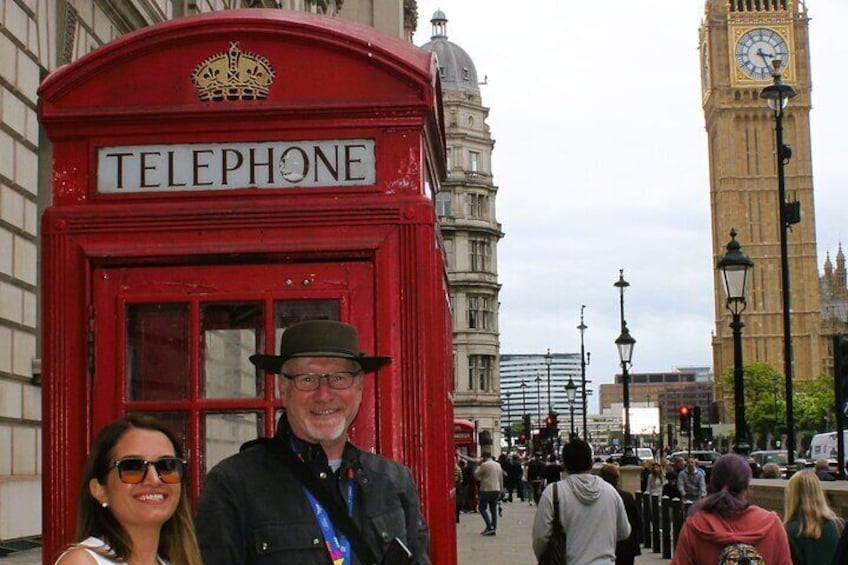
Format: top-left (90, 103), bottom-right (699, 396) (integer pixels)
top-left (290, 437), bottom-right (355, 565)
top-left (303, 475), bottom-right (354, 565)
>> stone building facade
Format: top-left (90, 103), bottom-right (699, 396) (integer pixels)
top-left (420, 11), bottom-right (503, 456)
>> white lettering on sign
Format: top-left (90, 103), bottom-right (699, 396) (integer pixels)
top-left (97, 139), bottom-right (376, 193)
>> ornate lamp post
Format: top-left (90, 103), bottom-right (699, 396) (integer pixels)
top-left (760, 60), bottom-right (798, 465)
top-left (616, 322), bottom-right (637, 465)
top-left (614, 270), bottom-right (638, 465)
top-left (565, 377), bottom-right (577, 441)
top-left (578, 305), bottom-right (591, 439)
top-left (718, 229), bottom-right (754, 455)
top-left (544, 348), bottom-right (553, 413)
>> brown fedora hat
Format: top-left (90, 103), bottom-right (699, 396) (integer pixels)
top-left (249, 320), bottom-right (390, 374)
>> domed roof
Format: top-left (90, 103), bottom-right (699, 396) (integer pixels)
top-left (419, 10), bottom-right (479, 91)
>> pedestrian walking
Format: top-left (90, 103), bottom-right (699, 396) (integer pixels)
top-left (598, 463), bottom-right (642, 565)
top-left (532, 439), bottom-right (630, 564)
top-left (474, 452), bottom-right (504, 536)
top-left (677, 458), bottom-right (706, 502)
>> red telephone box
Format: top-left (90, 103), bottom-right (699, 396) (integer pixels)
top-left (454, 418), bottom-right (477, 456)
top-left (38, 9), bottom-right (455, 564)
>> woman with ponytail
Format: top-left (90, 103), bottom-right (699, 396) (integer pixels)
top-left (670, 453), bottom-right (791, 564)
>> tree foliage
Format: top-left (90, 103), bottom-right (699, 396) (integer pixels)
top-left (718, 362), bottom-right (835, 440)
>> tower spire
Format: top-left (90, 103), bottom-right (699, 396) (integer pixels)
top-left (430, 9), bottom-right (447, 40)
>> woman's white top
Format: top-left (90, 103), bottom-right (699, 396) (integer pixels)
top-left (58, 536), bottom-right (168, 565)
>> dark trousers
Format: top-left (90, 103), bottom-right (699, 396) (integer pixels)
top-left (478, 490), bottom-right (500, 531)
top-left (532, 480), bottom-right (543, 505)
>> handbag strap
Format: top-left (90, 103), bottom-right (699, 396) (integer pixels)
top-left (551, 484), bottom-right (561, 533)
top-left (264, 436), bottom-right (381, 565)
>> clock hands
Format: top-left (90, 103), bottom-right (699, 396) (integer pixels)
top-left (756, 47), bottom-right (774, 68)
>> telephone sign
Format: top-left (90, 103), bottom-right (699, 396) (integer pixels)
top-left (97, 139), bottom-right (376, 192)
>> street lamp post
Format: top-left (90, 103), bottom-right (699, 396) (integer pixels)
top-left (520, 379), bottom-right (528, 445)
top-left (616, 322), bottom-right (637, 464)
top-left (565, 377), bottom-right (577, 441)
top-left (520, 379), bottom-right (527, 419)
top-left (718, 229), bottom-right (754, 455)
top-left (535, 371), bottom-right (542, 434)
top-left (615, 269), bottom-right (639, 465)
top-left (504, 392), bottom-right (512, 450)
top-left (545, 349), bottom-right (553, 414)
top-left (760, 60), bottom-right (798, 466)
top-left (578, 306), bottom-right (591, 439)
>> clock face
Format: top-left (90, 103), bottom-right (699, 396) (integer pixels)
top-left (735, 28), bottom-right (789, 80)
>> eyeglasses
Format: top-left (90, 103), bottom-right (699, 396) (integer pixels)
top-left (281, 371), bottom-right (361, 391)
top-left (111, 457), bottom-right (187, 484)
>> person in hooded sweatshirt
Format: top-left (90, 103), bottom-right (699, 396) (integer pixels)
top-left (670, 453), bottom-right (792, 565)
top-left (532, 439), bottom-right (630, 564)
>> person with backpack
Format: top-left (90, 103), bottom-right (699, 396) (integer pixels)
top-left (670, 453), bottom-right (792, 565)
top-left (783, 470), bottom-right (842, 565)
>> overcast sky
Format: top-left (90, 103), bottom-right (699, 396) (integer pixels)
top-left (412, 1), bottom-right (848, 412)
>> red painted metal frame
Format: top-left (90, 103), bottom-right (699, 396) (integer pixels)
top-left (39, 9), bottom-right (453, 565)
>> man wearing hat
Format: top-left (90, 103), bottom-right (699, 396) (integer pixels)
top-left (195, 320), bottom-right (430, 565)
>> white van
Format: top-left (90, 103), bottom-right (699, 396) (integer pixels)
top-left (636, 448), bottom-right (655, 462)
top-left (808, 431), bottom-right (848, 463)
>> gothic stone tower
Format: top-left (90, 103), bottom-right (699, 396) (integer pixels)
top-left (700, 0), bottom-right (823, 411)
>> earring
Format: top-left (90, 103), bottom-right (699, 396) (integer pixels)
top-left (101, 502), bottom-right (108, 508)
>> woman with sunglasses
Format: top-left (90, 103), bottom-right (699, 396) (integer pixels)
top-left (56, 413), bottom-right (202, 565)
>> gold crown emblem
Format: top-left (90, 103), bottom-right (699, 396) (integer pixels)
top-left (192, 42), bottom-right (276, 101)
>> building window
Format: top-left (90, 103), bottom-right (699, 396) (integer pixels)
top-left (443, 238), bottom-right (454, 270)
top-left (435, 191), bottom-right (452, 217)
top-left (467, 294), bottom-right (492, 330)
top-left (469, 151), bottom-right (479, 173)
top-left (468, 193), bottom-right (487, 219)
top-left (469, 239), bottom-right (490, 272)
top-left (469, 354), bottom-right (495, 391)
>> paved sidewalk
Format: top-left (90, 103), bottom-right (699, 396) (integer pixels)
top-left (457, 498), bottom-right (671, 564)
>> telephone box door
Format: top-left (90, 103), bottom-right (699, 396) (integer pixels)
top-left (92, 261), bottom-right (377, 502)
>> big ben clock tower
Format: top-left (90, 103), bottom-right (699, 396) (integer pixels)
top-left (701, 0), bottom-right (823, 418)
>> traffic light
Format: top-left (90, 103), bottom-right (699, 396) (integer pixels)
top-left (522, 414), bottom-right (532, 440)
top-left (518, 433), bottom-right (527, 445)
top-left (835, 335), bottom-right (848, 403)
top-left (679, 405), bottom-right (691, 434)
top-left (532, 432), bottom-right (542, 451)
top-left (549, 411), bottom-right (559, 435)
top-left (693, 406), bottom-right (702, 442)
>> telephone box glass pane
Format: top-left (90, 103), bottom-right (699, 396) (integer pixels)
top-left (127, 304), bottom-right (190, 401)
top-left (202, 303), bottom-right (263, 399)
top-left (203, 412), bottom-right (262, 475)
top-left (273, 300), bottom-right (339, 349)
top-left (143, 411), bottom-right (191, 459)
